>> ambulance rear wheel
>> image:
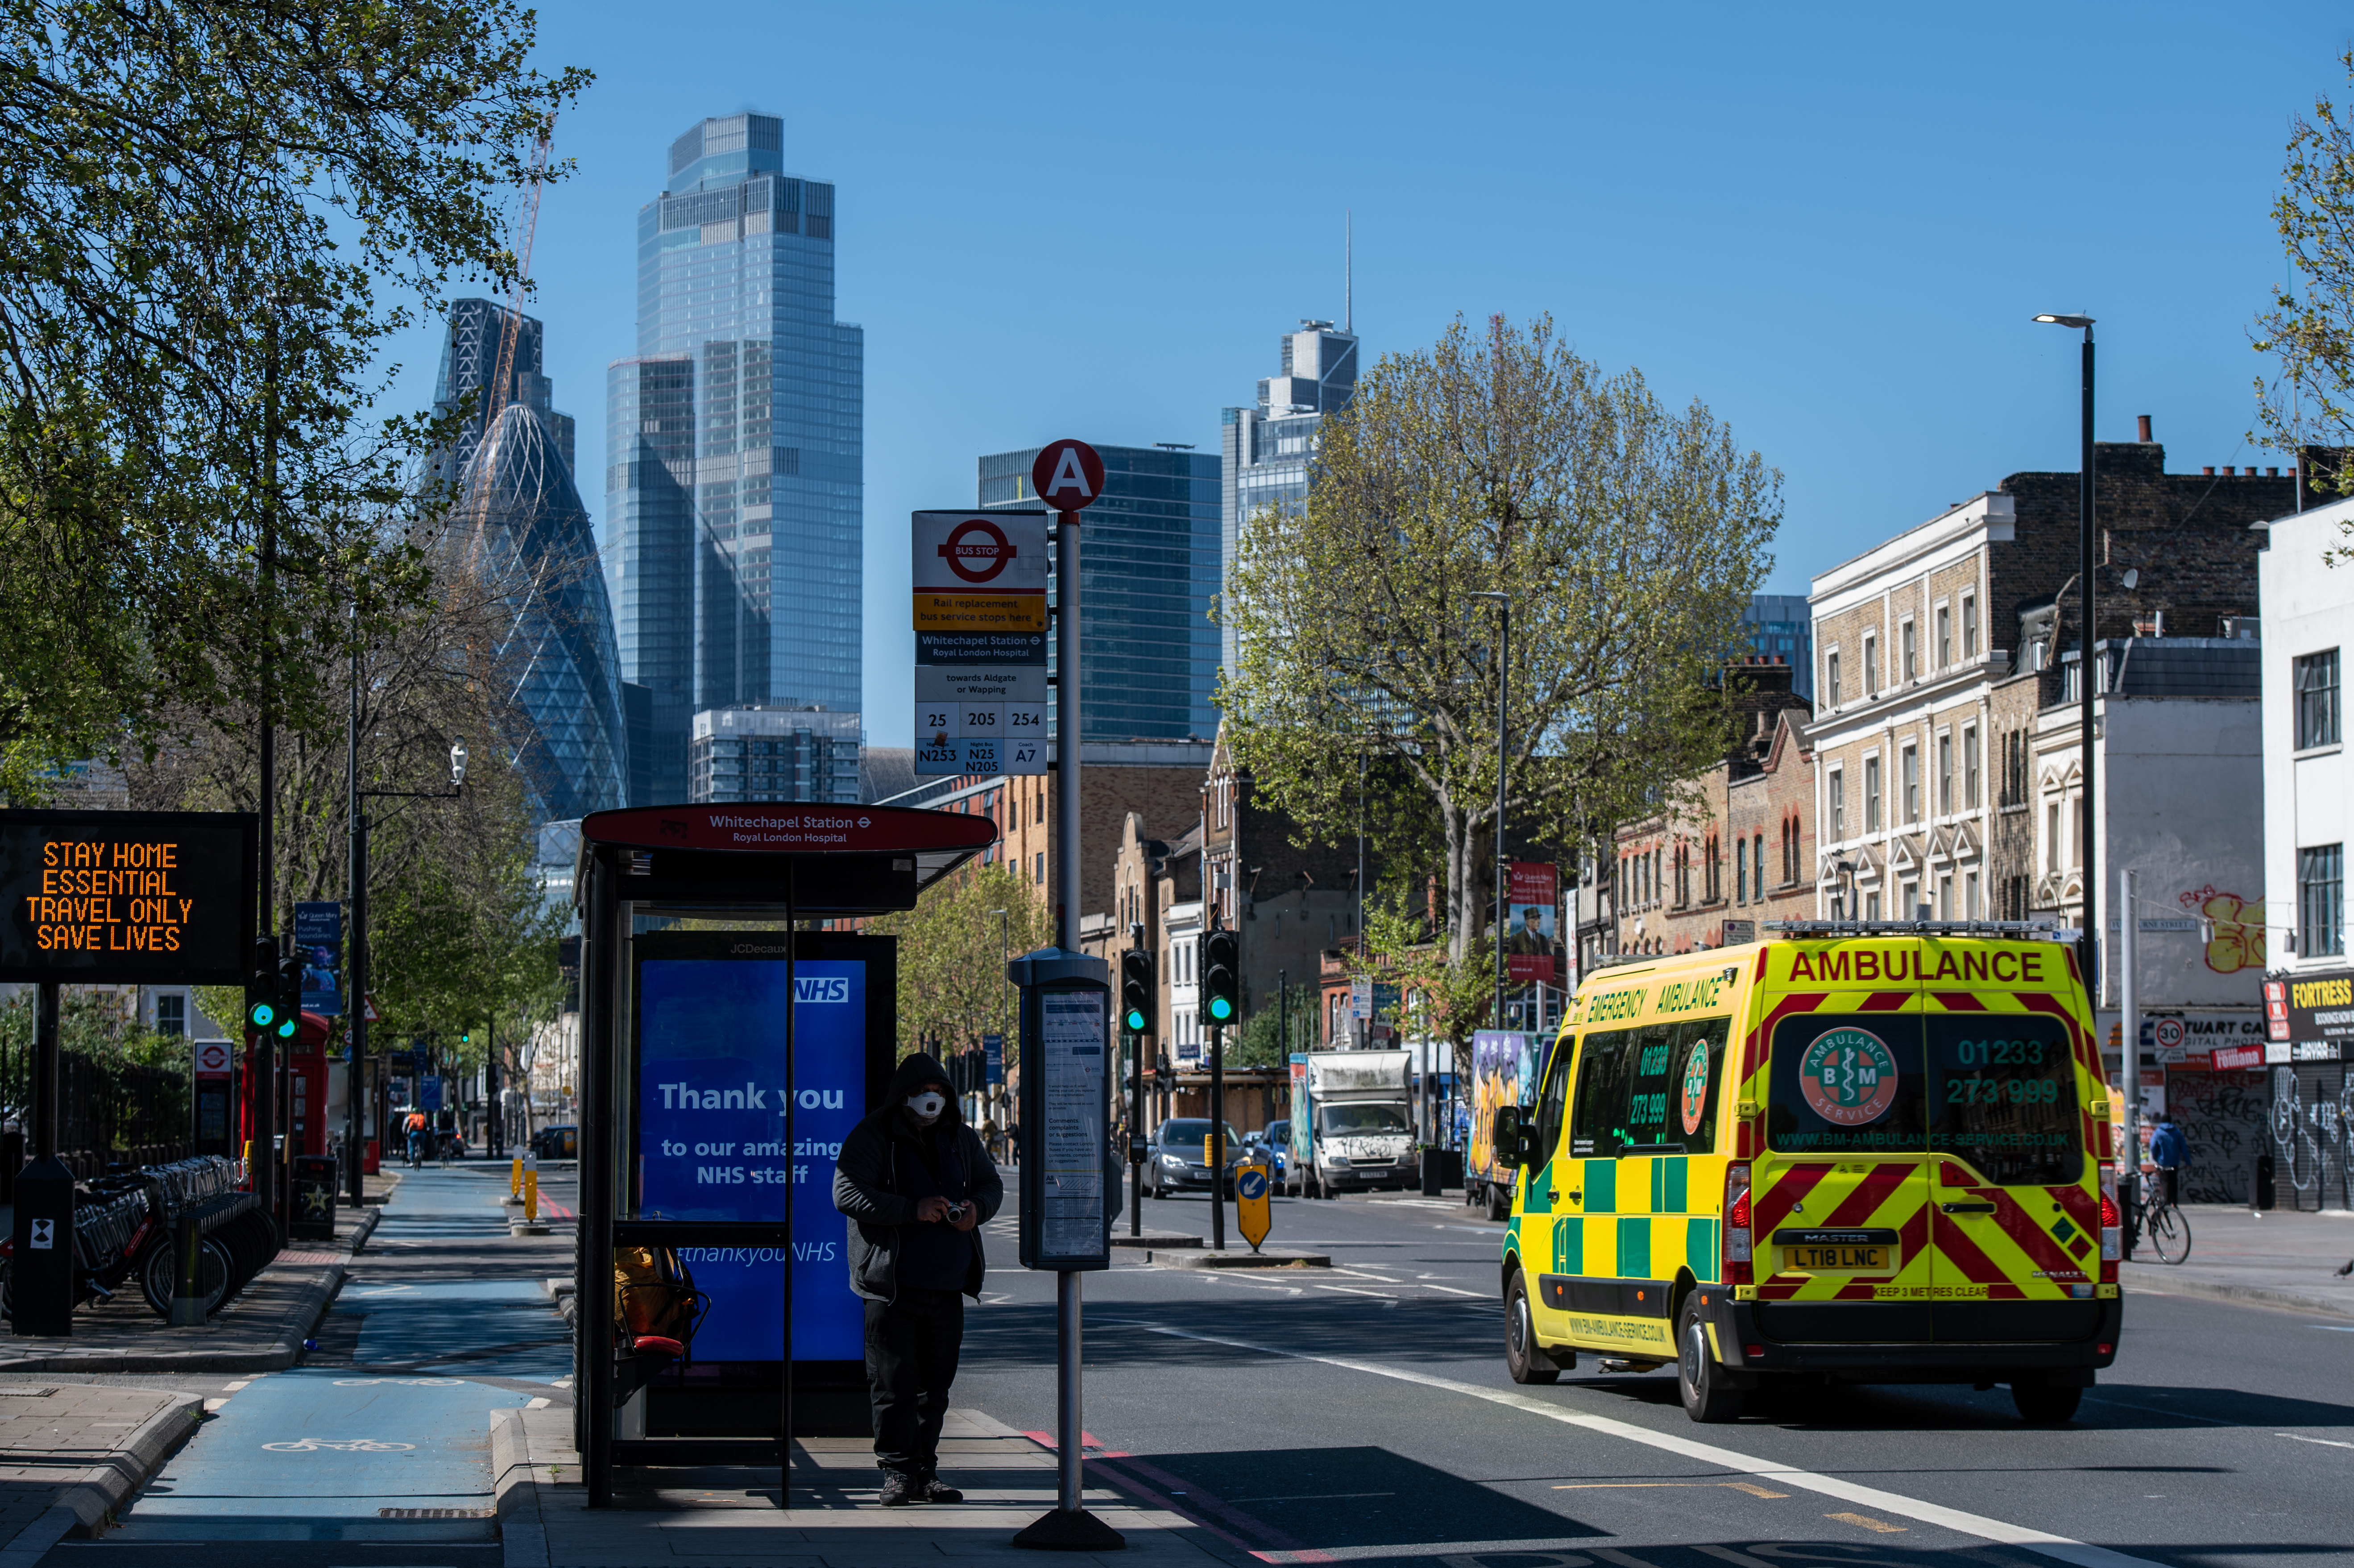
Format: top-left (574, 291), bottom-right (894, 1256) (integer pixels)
top-left (2010, 1382), bottom-right (2082, 1423)
top-left (1504, 1272), bottom-right (1559, 1385)
top-left (1676, 1295), bottom-right (1744, 1423)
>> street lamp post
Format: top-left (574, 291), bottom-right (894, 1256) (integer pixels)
top-left (2033, 313), bottom-right (2098, 995)
top-left (1471, 594), bottom-right (1510, 1034)
top-left (345, 702), bottom-right (468, 1206)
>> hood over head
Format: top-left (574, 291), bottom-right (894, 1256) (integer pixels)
top-left (888, 1051), bottom-right (959, 1126)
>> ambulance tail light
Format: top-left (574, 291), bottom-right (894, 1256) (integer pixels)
top-left (1724, 1163), bottom-right (1753, 1285)
top-left (2098, 1162), bottom-right (2121, 1283)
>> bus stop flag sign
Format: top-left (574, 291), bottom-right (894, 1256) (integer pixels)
top-left (1031, 439), bottom-right (1103, 514)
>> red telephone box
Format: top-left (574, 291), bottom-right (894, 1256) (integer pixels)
top-left (239, 1010), bottom-right (332, 1159)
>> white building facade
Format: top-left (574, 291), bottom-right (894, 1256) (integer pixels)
top-left (2259, 497), bottom-right (2354, 1211)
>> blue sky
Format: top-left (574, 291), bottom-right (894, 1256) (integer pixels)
top-left (374, 3), bottom-right (2354, 750)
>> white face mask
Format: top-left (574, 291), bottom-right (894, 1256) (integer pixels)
top-left (906, 1091), bottom-right (947, 1122)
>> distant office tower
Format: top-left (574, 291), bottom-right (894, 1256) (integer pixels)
top-left (978, 445), bottom-right (1220, 742)
top-left (1743, 594), bottom-right (1814, 701)
top-left (432, 299), bottom-right (625, 824)
top-left (1219, 320), bottom-right (1359, 678)
top-left (688, 705), bottom-right (862, 805)
top-left (606, 112), bottom-right (864, 806)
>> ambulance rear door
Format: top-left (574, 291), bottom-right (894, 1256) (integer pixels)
top-left (1919, 939), bottom-right (2103, 1311)
top-left (1754, 939), bottom-right (1936, 1322)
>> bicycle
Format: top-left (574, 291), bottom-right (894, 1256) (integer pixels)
top-left (2128, 1172), bottom-right (2192, 1264)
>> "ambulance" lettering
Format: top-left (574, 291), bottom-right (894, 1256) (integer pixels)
top-left (1788, 949), bottom-right (2044, 984)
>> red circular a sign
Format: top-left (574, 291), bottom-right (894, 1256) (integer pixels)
top-left (1030, 439), bottom-right (1104, 512)
top-left (938, 519), bottom-right (1016, 583)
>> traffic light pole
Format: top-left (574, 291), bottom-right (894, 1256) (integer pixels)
top-left (1129, 1027), bottom-right (1142, 1237)
top-left (1209, 1021), bottom-right (1225, 1251)
top-left (254, 306), bottom-right (280, 1229)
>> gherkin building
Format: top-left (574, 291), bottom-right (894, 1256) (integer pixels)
top-left (435, 300), bottom-right (627, 824)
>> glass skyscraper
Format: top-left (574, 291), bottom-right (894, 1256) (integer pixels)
top-left (1219, 320), bottom-right (1358, 677)
top-left (431, 299), bottom-right (626, 826)
top-left (606, 113), bottom-right (863, 805)
top-left (978, 445), bottom-right (1221, 741)
top-left (1742, 593), bottom-right (1814, 700)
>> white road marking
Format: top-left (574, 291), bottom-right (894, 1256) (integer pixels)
top-left (2277, 1431), bottom-right (2354, 1449)
top-left (1130, 1321), bottom-right (2159, 1568)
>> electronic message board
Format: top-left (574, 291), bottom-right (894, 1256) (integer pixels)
top-left (0, 810), bottom-right (255, 984)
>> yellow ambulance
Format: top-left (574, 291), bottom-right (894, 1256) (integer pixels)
top-left (1493, 923), bottom-right (2122, 1424)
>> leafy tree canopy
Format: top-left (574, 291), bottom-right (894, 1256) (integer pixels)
top-left (1219, 314), bottom-right (1778, 967)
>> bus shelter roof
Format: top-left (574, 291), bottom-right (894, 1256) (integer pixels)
top-left (573, 802), bottom-right (998, 916)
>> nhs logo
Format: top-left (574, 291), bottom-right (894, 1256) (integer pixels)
top-left (795, 976), bottom-right (851, 1004)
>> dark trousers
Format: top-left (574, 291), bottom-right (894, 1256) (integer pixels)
top-left (865, 1287), bottom-right (964, 1477)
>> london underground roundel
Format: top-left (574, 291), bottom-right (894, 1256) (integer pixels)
top-left (1799, 1026), bottom-right (1900, 1126)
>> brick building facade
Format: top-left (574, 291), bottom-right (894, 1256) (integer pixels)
top-left (1807, 434), bottom-right (2290, 924)
top-left (1609, 660), bottom-right (1814, 955)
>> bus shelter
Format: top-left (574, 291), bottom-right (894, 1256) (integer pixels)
top-left (571, 803), bottom-right (997, 1507)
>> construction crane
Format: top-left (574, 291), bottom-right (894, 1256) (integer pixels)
top-left (468, 114), bottom-right (555, 561)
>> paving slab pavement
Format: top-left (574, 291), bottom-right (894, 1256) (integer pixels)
top-left (499, 1404), bottom-right (1217, 1568)
top-left (0, 1383), bottom-right (199, 1561)
top-left (2119, 1201), bottom-right (2354, 1318)
top-left (0, 1173), bottom-right (399, 1376)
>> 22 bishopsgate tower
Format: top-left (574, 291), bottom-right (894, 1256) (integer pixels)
top-left (605, 113), bottom-right (865, 805)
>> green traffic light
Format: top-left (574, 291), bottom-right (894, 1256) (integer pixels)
top-left (1208, 996), bottom-right (1234, 1022)
top-left (249, 1001), bottom-right (277, 1029)
top-left (276, 1014), bottom-right (298, 1040)
top-left (1124, 1008), bottom-right (1147, 1032)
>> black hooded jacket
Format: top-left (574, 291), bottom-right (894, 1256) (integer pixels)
top-left (832, 1051), bottom-right (1004, 1302)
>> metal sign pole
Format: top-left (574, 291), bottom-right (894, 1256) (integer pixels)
top-left (779, 863), bottom-right (796, 1510)
top-left (583, 845), bottom-right (618, 1508)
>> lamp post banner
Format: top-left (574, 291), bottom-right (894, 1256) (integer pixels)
top-left (1505, 861), bottom-right (1562, 985)
top-left (295, 900), bottom-right (342, 1016)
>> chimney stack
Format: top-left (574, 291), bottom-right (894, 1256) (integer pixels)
top-left (2137, 414), bottom-right (2153, 443)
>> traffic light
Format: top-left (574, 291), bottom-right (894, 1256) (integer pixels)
top-left (1201, 930), bottom-right (1239, 1026)
top-left (245, 938), bottom-right (279, 1035)
top-left (1120, 949), bottom-right (1155, 1035)
top-left (272, 953), bottom-right (302, 1040)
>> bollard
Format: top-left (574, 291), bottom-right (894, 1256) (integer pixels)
top-left (510, 1154), bottom-right (522, 1200)
top-left (524, 1150), bottom-right (539, 1221)
top-left (169, 1212), bottom-right (204, 1325)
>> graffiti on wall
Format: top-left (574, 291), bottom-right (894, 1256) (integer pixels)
top-left (2176, 887), bottom-right (2266, 974)
top-left (2164, 1069), bottom-right (2270, 1204)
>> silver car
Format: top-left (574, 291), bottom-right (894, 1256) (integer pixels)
top-left (1143, 1117), bottom-right (1245, 1198)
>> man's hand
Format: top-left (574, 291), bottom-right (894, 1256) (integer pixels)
top-left (914, 1196), bottom-right (951, 1224)
top-left (951, 1203), bottom-right (980, 1232)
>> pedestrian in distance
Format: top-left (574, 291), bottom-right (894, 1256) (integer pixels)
top-left (2148, 1114), bottom-right (2188, 1207)
top-left (833, 1051), bottom-right (1004, 1507)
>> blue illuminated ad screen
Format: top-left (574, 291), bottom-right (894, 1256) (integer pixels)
top-left (631, 931), bottom-right (894, 1365)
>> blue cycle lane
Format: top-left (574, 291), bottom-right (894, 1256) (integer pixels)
top-left (106, 1164), bottom-right (572, 1544)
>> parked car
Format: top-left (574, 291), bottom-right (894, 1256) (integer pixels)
top-left (1241, 1122), bottom-right (1290, 1186)
top-left (1142, 1118), bottom-right (1244, 1199)
top-left (532, 1124), bottom-right (578, 1161)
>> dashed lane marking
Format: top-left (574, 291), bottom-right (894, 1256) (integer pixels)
top-left (1123, 1319), bottom-right (2161, 1568)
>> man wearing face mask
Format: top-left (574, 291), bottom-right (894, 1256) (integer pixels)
top-left (833, 1051), bottom-right (1003, 1506)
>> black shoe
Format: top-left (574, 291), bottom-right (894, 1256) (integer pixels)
top-left (916, 1475), bottom-right (963, 1503)
top-left (878, 1473), bottom-right (914, 1507)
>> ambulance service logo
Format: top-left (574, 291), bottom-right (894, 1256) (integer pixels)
top-left (1679, 1039), bottom-right (1712, 1135)
top-left (1799, 1026), bottom-right (1900, 1126)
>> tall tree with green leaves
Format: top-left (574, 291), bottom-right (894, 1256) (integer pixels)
top-left (0, 2), bottom-right (590, 791)
top-left (1221, 314), bottom-right (1779, 973)
top-left (2255, 48), bottom-right (2354, 501)
top-left (866, 865), bottom-right (1053, 1065)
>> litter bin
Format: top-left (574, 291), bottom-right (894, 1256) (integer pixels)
top-left (290, 1154), bottom-right (339, 1241)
